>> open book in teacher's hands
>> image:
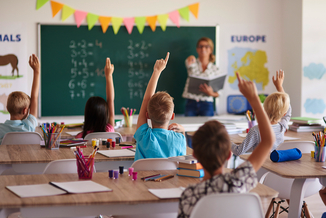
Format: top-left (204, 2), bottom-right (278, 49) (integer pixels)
top-left (188, 73), bottom-right (227, 96)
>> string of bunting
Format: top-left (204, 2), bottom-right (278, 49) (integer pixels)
top-left (36, 0), bottom-right (199, 34)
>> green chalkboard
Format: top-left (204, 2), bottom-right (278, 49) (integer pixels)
top-left (39, 25), bottom-right (216, 116)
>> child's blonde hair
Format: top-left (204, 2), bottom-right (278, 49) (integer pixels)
top-left (147, 91), bottom-right (174, 126)
top-left (7, 91), bottom-right (30, 116)
top-left (263, 92), bottom-right (290, 123)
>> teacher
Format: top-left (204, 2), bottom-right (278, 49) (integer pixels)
top-left (182, 37), bottom-right (221, 116)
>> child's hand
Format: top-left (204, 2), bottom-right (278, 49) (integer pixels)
top-left (272, 69), bottom-right (284, 92)
top-left (186, 55), bottom-right (196, 65)
top-left (168, 123), bottom-right (185, 133)
top-left (153, 52), bottom-right (170, 73)
top-left (28, 54), bottom-right (40, 72)
top-left (236, 72), bottom-right (258, 102)
top-left (105, 58), bottom-right (114, 77)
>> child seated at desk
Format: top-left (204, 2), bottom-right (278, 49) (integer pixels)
top-left (76, 58), bottom-right (115, 138)
top-left (177, 72), bottom-right (275, 218)
top-left (134, 52), bottom-right (186, 161)
top-left (0, 54), bottom-right (40, 144)
top-left (231, 70), bottom-right (291, 156)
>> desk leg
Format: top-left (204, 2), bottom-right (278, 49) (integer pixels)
top-left (288, 178), bottom-right (309, 218)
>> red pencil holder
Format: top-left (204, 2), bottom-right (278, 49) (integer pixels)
top-left (76, 157), bottom-right (94, 180)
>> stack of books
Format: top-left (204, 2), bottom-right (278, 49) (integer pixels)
top-left (177, 162), bottom-right (204, 178)
top-left (289, 117), bottom-right (325, 132)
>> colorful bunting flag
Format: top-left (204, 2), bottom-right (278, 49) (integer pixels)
top-left (50, 1), bottom-right (63, 17)
top-left (87, 13), bottom-right (99, 30)
top-left (188, 3), bottom-right (199, 19)
top-left (169, 10), bottom-right (180, 28)
top-left (178, 6), bottom-right (189, 22)
top-left (111, 17), bottom-right (123, 35)
top-left (123, 18), bottom-right (135, 34)
top-left (157, 14), bottom-right (169, 31)
top-left (99, 16), bottom-right (111, 33)
top-left (135, 17), bottom-right (146, 34)
top-left (146, 16), bottom-right (157, 32)
top-left (36, 0), bottom-right (49, 10)
top-left (61, 5), bottom-right (75, 21)
top-left (74, 10), bottom-right (88, 28)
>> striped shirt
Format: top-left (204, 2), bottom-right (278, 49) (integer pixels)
top-left (231, 105), bottom-right (292, 156)
top-left (182, 59), bottom-right (221, 102)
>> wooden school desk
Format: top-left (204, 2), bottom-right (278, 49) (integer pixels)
top-left (240, 153), bottom-right (326, 218)
top-left (0, 170), bottom-right (278, 218)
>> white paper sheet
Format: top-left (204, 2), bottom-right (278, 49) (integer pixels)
top-left (98, 149), bottom-right (135, 158)
top-left (148, 187), bottom-right (185, 199)
top-left (7, 184), bottom-right (66, 198)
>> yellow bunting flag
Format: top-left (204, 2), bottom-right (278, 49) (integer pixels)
top-left (146, 16), bottom-right (157, 32)
top-left (50, 1), bottom-right (63, 17)
top-left (188, 2), bottom-right (199, 19)
top-left (99, 16), bottom-right (111, 33)
top-left (135, 17), bottom-right (146, 34)
top-left (36, 0), bottom-right (49, 10)
top-left (61, 5), bottom-right (75, 21)
top-left (111, 17), bottom-right (123, 35)
top-left (157, 14), bottom-right (169, 31)
top-left (178, 6), bottom-right (189, 21)
top-left (87, 13), bottom-right (99, 30)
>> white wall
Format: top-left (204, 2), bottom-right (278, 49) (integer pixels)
top-left (0, 0), bottom-right (301, 123)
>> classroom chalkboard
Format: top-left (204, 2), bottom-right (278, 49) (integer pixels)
top-left (39, 25), bottom-right (216, 116)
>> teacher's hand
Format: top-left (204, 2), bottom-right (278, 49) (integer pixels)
top-left (199, 84), bottom-right (219, 97)
top-left (186, 55), bottom-right (196, 65)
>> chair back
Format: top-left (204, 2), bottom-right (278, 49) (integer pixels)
top-left (131, 158), bottom-right (178, 171)
top-left (1, 132), bottom-right (43, 145)
top-left (189, 193), bottom-right (264, 218)
top-left (84, 132), bottom-right (123, 142)
top-left (43, 159), bottom-right (96, 174)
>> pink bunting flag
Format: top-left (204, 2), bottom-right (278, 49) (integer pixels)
top-left (123, 17), bottom-right (135, 34)
top-left (169, 10), bottom-right (180, 27)
top-left (74, 10), bottom-right (88, 28)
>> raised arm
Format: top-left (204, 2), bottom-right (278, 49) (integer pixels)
top-left (272, 69), bottom-right (285, 93)
top-left (236, 72), bottom-right (275, 172)
top-left (105, 58), bottom-right (115, 128)
top-left (136, 52), bottom-right (170, 129)
top-left (28, 54), bottom-right (40, 117)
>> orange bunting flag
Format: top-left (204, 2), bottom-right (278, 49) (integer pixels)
top-left (99, 16), bottom-right (111, 33)
top-left (146, 16), bottom-right (157, 32)
top-left (50, 1), bottom-right (63, 17)
top-left (188, 2), bottom-right (199, 19)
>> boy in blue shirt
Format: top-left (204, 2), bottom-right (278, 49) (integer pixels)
top-left (0, 54), bottom-right (40, 144)
top-left (134, 52), bottom-right (186, 161)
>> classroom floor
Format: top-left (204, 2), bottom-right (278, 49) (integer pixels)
top-left (261, 192), bottom-right (325, 218)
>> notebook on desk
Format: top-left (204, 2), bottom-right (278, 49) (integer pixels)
top-left (97, 149), bottom-right (135, 158)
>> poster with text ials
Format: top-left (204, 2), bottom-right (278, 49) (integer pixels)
top-left (0, 23), bottom-right (28, 123)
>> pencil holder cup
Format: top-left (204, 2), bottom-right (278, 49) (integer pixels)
top-left (77, 157), bottom-right (94, 180)
top-left (314, 146), bottom-right (326, 162)
top-left (46, 133), bottom-right (61, 150)
top-left (124, 116), bottom-right (133, 128)
top-left (246, 120), bottom-right (257, 133)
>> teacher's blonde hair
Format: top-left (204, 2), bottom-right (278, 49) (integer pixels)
top-left (196, 37), bottom-right (215, 63)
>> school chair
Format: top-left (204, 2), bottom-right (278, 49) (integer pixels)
top-left (1, 132), bottom-right (43, 145)
top-left (131, 158), bottom-right (178, 171)
top-left (189, 193), bottom-right (264, 218)
top-left (43, 159), bottom-right (96, 174)
top-left (84, 132), bottom-right (123, 142)
top-left (264, 141), bottom-right (321, 218)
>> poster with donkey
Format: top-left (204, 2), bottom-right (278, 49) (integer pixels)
top-left (0, 23), bottom-right (27, 122)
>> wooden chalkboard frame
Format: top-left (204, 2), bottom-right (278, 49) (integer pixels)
top-left (38, 24), bottom-right (219, 117)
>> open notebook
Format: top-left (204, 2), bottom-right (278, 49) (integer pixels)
top-left (6, 180), bottom-right (112, 198)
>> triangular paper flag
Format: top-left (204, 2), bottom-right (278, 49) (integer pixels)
top-left (62, 5), bottom-right (75, 21)
top-left (146, 16), bottom-right (157, 32)
top-left (188, 3), bottom-right (199, 19)
top-left (74, 10), bottom-right (87, 28)
top-left (169, 11), bottom-right (180, 27)
top-left (178, 6), bottom-right (189, 21)
top-left (111, 17), bottom-right (123, 34)
top-left (123, 17), bottom-right (135, 34)
top-left (135, 17), bottom-right (146, 34)
top-left (87, 13), bottom-right (99, 30)
top-left (36, 0), bottom-right (49, 10)
top-left (157, 14), bottom-right (169, 31)
top-left (99, 16), bottom-right (111, 33)
top-left (50, 1), bottom-right (63, 17)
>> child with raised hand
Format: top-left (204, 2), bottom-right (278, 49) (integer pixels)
top-left (177, 72), bottom-right (275, 218)
top-left (134, 52), bottom-right (187, 161)
top-left (231, 70), bottom-right (291, 156)
top-left (0, 54), bottom-right (40, 144)
top-left (76, 58), bottom-right (115, 138)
